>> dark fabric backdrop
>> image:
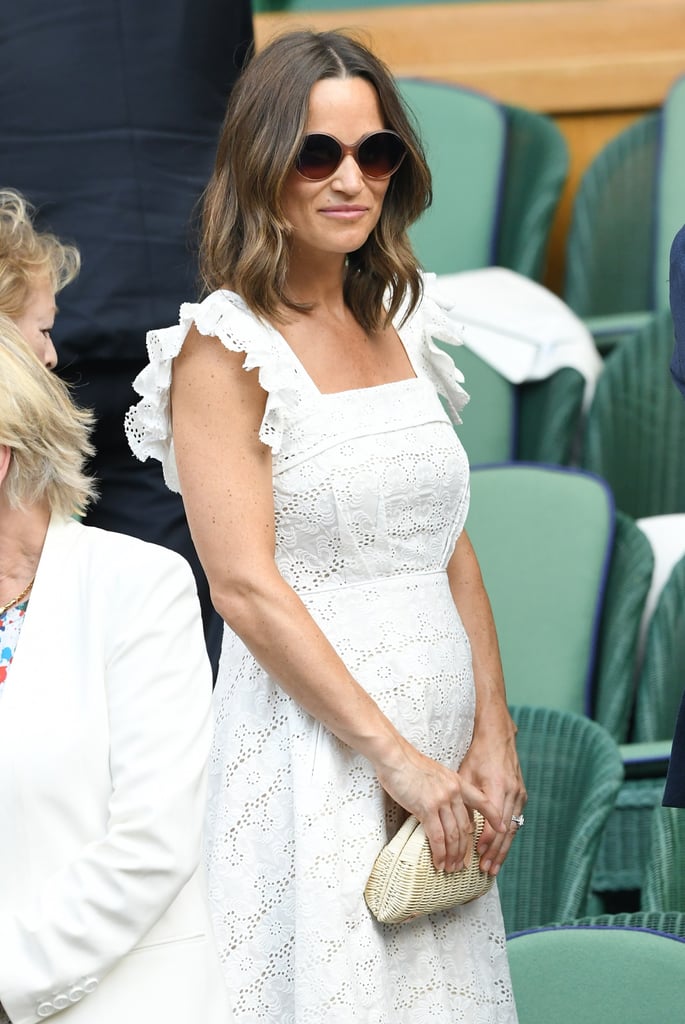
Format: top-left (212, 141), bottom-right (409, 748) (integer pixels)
top-left (0, 0), bottom-right (254, 672)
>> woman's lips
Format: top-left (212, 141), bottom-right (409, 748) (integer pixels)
top-left (320, 206), bottom-right (368, 219)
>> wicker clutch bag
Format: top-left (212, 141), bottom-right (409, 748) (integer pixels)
top-left (364, 810), bottom-right (494, 924)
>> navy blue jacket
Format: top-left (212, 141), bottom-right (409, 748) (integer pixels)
top-left (670, 224), bottom-right (685, 399)
top-left (663, 224), bottom-right (685, 806)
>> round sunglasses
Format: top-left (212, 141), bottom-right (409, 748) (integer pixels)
top-left (295, 130), bottom-right (407, 181)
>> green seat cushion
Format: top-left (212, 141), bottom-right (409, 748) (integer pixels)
top-left (508, 927), bottom-right (685, 1023)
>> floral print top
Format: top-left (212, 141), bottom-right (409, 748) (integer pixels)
top-left (0, 599), bottom-right (29, 700)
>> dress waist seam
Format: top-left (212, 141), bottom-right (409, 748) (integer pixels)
top-left (294, 567), bottom-right (447, 599)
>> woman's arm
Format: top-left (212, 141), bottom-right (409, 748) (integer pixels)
top-left (171, 326), bottom-right (506, 872)
top-left (446, 530), bottom-right (527, 874)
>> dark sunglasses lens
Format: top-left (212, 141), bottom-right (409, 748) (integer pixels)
top-left (358, 132), bottom-right (406, 178)
top-left (296, 134), bottom-right (342, 180)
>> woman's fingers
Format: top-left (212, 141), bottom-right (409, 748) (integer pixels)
top-left (477, 783), bottom-right (527, 874)
top-left (421, 782), bottom-right (505, 873)
top-left (375, 746), bottom-right (510, 873)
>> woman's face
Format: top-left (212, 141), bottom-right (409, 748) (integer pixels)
top-left (13, 275), bottom-right (58, 369)
top-left (281, 76), bottom-right (392, 263)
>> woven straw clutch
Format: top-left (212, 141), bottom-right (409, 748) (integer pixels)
top-left (364, 810), bottom-right (494, 924)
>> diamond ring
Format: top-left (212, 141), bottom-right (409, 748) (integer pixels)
top-left (511, 813), bottom-right (525, 829)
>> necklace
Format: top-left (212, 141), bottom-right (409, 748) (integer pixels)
top-left (0, 576), bottom-right (36, 617)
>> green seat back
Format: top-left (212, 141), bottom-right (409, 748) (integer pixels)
top-left (634, 554), bottom-right (685, 741)
top-left (436, 347), bottom-right (584, 470)
top-left (499, 706), bottom-right (623, 933)
top-left (398, 79), bottom-right (506, 274)
top-left (467, 465), bottom-right (613, 716)
top-left (516, 367), bottom-right (584, 465)
top-left (434, 341), bottom-right (515, 464)
top-left (592, 511), bottom-right (654, 742)
top-left (582, 311), bottom-right (685, 518)
top-left (508, 926), bottom-right (685, 1023)
top-left (642, 805), bottom-right (685, 912)
top-left (655, 74), bottom-right (685, 309)
top-left (564, 114), bottom-right (659, 319)
top-left (498, 103), bottom-right (569, 281)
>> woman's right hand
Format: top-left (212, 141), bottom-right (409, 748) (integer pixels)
top-left (372, 737), bottom-right (506, 873)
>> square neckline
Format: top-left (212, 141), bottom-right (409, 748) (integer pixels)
top-left (220, 288), bottom-right (420, 398)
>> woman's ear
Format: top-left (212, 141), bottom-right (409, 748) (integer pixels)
top-left (0, 445), bottom-right (11, 487)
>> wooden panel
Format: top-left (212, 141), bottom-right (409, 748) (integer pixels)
top-left (255, 0), bottom-right (685, 115)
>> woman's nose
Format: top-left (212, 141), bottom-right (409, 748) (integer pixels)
top-left (44, 335), bottom-right (58, 370)
top-left (332, 153), bottom-right (365, 192)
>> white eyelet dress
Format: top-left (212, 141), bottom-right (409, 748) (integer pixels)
top-left (125, 275), bottom-right (518, 1024)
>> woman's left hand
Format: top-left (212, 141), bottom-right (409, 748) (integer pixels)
top-left (458, 710), bottom-right (526, 876)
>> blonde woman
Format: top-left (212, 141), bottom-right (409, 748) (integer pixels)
top-left (0, 188), bottom-right (80, 368)
top-left (0, 318), bottom-right (231, 1023)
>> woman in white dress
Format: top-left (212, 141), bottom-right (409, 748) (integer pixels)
top-left (126, 30), bottom-right (525, 1023)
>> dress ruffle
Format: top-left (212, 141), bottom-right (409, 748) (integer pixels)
top-left (124, 290), bottom-right (303, 492)
top-left (124, 277), bottom-right (470, 492)
top-left (407, 273), bottom-right (470, 425)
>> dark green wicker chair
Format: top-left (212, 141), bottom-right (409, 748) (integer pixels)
top-left (507, 926), bottom-right (685, 1022)
top-left (435, 343), bottom-right (584, 467)
top-left (564, 73), bottom-right (685, 354)
top-left (634, 553), bottom-right (685, 743)
top-left (498, 102), bottom-right (571, 283)
top-left (553, 909), bottom-right (685, 939)
top-left (641, 805), bottom-right (685, 912)
top-left (516, 367), bottom-right (585, 465)
top-left (591, 511), bottom-right (654, 743)
top-left (581, 311), bottom-right (685, 518)
top-left (591, 553), bottom-right (685, 900)
top-left (497, 706), bottom-right (623, 935)
top-left (564, 114), bottom-right (660, 353)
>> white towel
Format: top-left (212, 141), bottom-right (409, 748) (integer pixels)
top-left (433, 267), bottom-right (603, 405)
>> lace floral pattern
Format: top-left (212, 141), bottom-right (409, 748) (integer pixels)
top-left (125, 278), bottom-right (517, 1023)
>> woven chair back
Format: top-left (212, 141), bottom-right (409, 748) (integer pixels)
top-left (498, 706), bottom-right (623, 933)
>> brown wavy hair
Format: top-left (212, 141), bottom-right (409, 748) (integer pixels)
top-left (199, 30), bottom-right (432, 333)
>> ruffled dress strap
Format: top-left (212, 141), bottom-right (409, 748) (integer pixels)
top-left (125, 290), bottom-right (307, 492)
top-left (398, 272), bottom-right (470, 425)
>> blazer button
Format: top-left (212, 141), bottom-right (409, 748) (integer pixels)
top-left (36, 1003), bottom-right (53, 1017)
top-left (53, 995), bottom-right (70, 1010)
top-left (83, 977), bottom-right (99, 993)
top-left (69, 986), bottom-right (85, 1002)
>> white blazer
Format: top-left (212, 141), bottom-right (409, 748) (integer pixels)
top-left (0, 517), bottom-right (232, 1024)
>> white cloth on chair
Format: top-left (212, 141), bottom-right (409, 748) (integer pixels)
top-left (636, 514), bottom-right (685, 667)
top-left (434, 267), bottom-right (603, 405)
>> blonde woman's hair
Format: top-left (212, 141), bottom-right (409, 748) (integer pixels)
top-left (200, 30), bottom-right (432, 333)
top-left (0, 315), bottom-right (96, 517)
top-left (0, 188), bottom-right (80, 318)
